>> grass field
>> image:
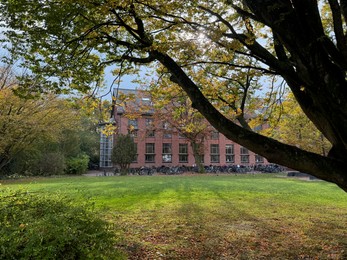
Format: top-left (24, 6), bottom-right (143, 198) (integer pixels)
top-left (1, 173), bottom-right (347, 259)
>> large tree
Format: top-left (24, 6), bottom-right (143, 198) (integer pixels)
top-left (1, 1), bottom-right (347, 191)
top-left (0, 65), bottom-right (99, 175)
top-left (0, 88), bottom-right (79, 173)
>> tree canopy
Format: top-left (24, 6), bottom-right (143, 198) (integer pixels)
top-left (0, 87), bottom-right (79, 173)
top-left (149, 82), bottom-right (210, 172)
top-left (1, 1), bottom-right (347, 191)
top-left (0, 64), bottom-right (102, 176)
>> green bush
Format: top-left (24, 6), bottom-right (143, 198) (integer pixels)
top-left (65, 153), bottom-right (89, 175)
top-left (38, 152), bottom-right (66, 176)
top-left (0, 189), bottom-right (125, 260)
top-left (0, 151), bottom-right (66, 177)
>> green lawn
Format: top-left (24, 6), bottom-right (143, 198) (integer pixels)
top-left (2, 174), bottom-right (347, 259)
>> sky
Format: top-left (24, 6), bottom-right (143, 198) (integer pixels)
top-left (100, 65), bottom-right (156, 100)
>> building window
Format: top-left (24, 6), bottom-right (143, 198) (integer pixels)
top-left (128, 119), bottom-right (138, 137)
top-left (179, 143), bottom-right (188, 163)
top-left (145, 117), bottom-right (155, 137)
top-left (162, 143), bottom-right (172, 163)
top-left (128, 119), bottom-right (138, 129)
top-left (178, 132), bottom-right (186, 139)
top-left (129, 129), bottom-right (138, 137)
top-left (133, 143), bottom-right (138, 163)
top-left (100, 133), bottom-right (113, 167)
top-left (225, 144), bottom-right (235, 163)
top-left (163, 121), bottom-right (170, 129)
top-left (142, 97), bottom-right (151, 105)
top-left (163, 122), bottom-right (172, 138)
top-left (145, 118), bottom-right (154, 128)
top-left (210, 144), bottom-right (220, 163)
top-left (255, 154), bottom-right (264, 163)
top-left (211, 130), bottom-right (219, 139)
top-left (199, 154), bottom-right (205, 163)
top-left (146, 130), bottom-right (155, 138)
top-left (240, 146), bottom-right (249, 163)
top-left (163, 131), bottom-right (172, 139)
top-left (145, 143), bottom-right (155, 163)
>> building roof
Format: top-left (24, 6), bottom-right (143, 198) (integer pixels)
top-left (112, 88), bottom-right (154, 116)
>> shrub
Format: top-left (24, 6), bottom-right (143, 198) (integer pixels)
top-left (38, 152), bottom-right (66, 176)
top-left (65, 153), bottom-right (89, 175)
top-left (0, 149), bottom-right (42, 177)
top-left (0, 189), bottom-right (125, 259)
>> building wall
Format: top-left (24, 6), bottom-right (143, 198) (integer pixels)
top-left (113, 114), bottom-right (268, 168)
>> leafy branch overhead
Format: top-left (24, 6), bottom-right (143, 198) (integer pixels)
top-left (2, 1), bottom-right (347, 191)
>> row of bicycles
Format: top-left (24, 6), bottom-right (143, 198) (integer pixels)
top-left (113, 164), bottom-right (285, 176)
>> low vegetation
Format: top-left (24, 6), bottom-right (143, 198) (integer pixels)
top-left (0, 189), bottom-right (124, 259)
top-left (1, 174), bottom-right (346, 259)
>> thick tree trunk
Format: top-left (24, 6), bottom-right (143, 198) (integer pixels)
top-left (190, 141), bottom-right (205, 173)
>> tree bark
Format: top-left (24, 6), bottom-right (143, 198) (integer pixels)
top-left (191, 141), bottom-right (205, 173)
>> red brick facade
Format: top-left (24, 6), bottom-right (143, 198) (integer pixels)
top-left (107, 89), bottom-right (268, 168)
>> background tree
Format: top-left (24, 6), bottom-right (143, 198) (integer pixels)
top-left (252, 92), bottom-right (332, 156)
top-left (0, 65), bottom-right (101, 176)
top-left (0, 88), bottom-right (78, 174)
top-left (149, 82), bottom-right (210, 172)
top-left (112, 134), bottom-right (137, 175)
top-left (68, 97), bottom-right (110, 168)
top-left (2, 1), bottom-right (347, 190)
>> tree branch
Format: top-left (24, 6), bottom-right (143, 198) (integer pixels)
top-left (181, 60), bottom-right (277, 75)
top-left (153, 49), bottom-right (347, 190)
top-left (327, 0), bottom-right (347, 65)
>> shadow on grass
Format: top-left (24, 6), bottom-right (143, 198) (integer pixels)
top-left (4, 175), bottom-right (347, 259)
top-left (114, 180), bottom-right (347, 259)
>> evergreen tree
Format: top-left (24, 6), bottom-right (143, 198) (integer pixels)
top-left (112, 134), bottom-right (137, 174)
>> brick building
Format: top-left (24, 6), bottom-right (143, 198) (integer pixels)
top-left (100, 88), bottom-right (268, 168)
